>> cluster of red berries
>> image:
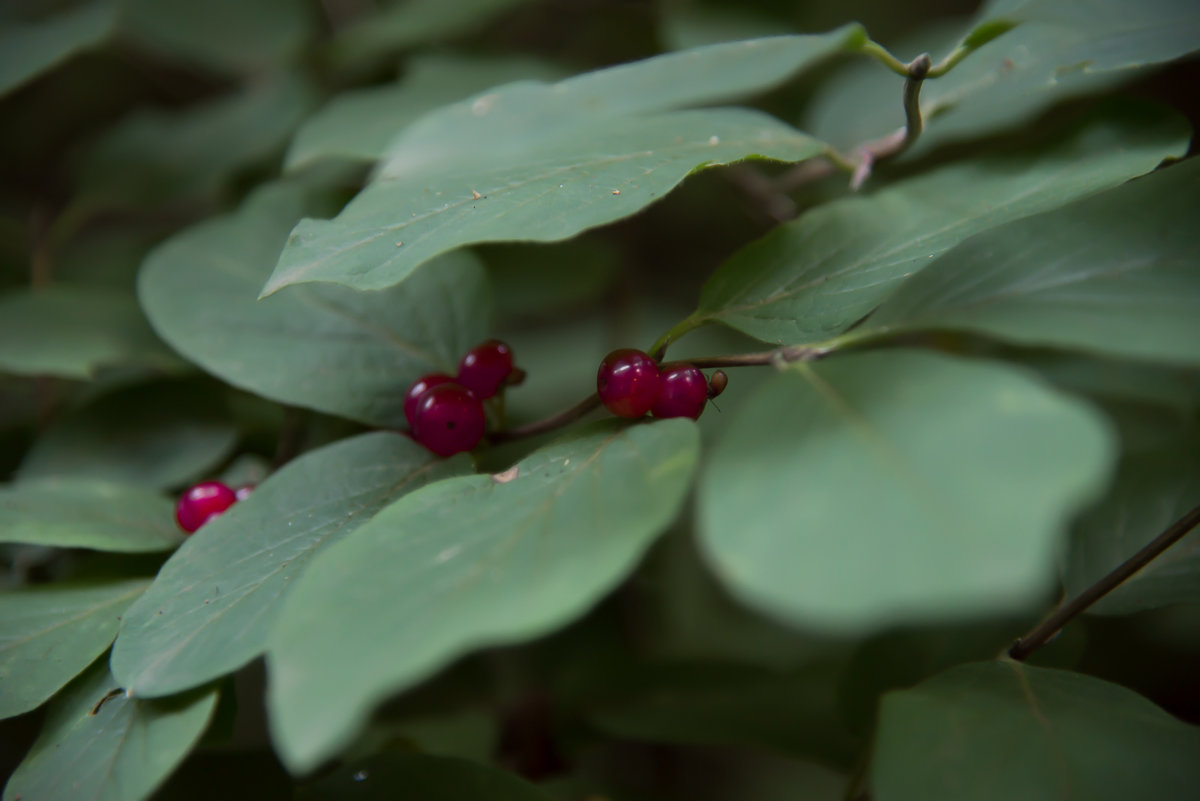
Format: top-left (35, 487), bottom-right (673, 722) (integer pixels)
top-left (175, 481), bottom-right (252, 534)
top-left (597, 348), bottom-right (725, 420)
top-left (404, 340), bottom-right (520, 457)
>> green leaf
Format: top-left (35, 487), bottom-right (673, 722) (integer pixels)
top-left (77, 72), bottom-right (316, 208)
top-left (697, 350), bottom-right (1114, 633)
top-left (0, 479), bottom-right (180, 552)
top-left (297, 752), bottom-right (550, 801)
top-left (0, 286), bottom-right (175, 379)
top-left (137, 181), bottom-right (490, 427)
top-left (262, 26), bottom-right (866, 294)
top-left (2, 660), bottom-right (217, 801)
top-left (0, 579), bottom-right (148, 719)
top-left (111, 432), bottom-right (469, 698)
top-left (18, 380), bottom-right (237, 490)
top-left (808, 0), bottom-right (1200, 155)
top-left (0, 1), bottom-right (117, 96)
top-left (327, 0), bottom-right (539, 72)
top-left (267, 419), bottom-right (700, 772)
top-left (119, 0), bottom-right (315, 75)
top-left (871, 661), bottom-right (1200, 801)
top-left (286, 53), bottom-right (566, 170)
top-left (858, 159), bottom-right (1200, 366)
top-left (694, 113), bottom-right (1188, 344)
top-left (264, 109), bottom-right (827, 295)
top-left (1064, 427), bottom-right (1200, 615)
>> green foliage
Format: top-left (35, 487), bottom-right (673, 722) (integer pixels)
top-left (3, 0), bottom-right (1199, 797)
top-left (872, 661), bottom-right (1200, 800)
top-left (268, 420), bottom-right (699, 771)
top-left (699, 351), bottom-right (1114, 632)
top-left (111, 432), bottom-right (469, 697)
top-left (0, 579), bottom-right (148, 718)
top-left (0, 479), bottom-right (180, 552)
top-left (2, 660), bottom-right (217, 801)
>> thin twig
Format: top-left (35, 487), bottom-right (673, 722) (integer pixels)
top-left (1009, 503), bottom-right (1200, 661)
top-left (490, 395), bottom-right (602, 443)
top-left (775, 53), bottom-right (932, 196)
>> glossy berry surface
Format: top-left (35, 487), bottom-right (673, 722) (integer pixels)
top-left (457, 340), bottom-right (515, 399)
top-left (403, 373), bottom-right (456, 427)
top-left (411, 383), bottom-right (487, 457)
top-left (652, 364), bottom-right (709, 420)
top-left (175, 481), bottom-right (237, 534)
top-left (597, 349), bottom-right (660, 418)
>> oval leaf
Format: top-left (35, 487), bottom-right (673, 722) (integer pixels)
top-left (17, 380), bottom-right (237, 490)
top-left (267, 419), bottom-right (700, 772)
top-left (111, 432), bottom-right (470, 697)
top-left (859, 158), bottom-right (1200, 366)
top-left (264, 108), bottom-right (828, 295)
top-left (872, 661), bottom-right (1200, 801)
top-left (0, 286), bottom-right (175, 379)
top-left (137, 181), bottom-right (490, 427)
top-left (0, 579), bottom-right (148, 719)
top-left (0, 479), bottom-right (180, 552)
top-left (262, 26), bottom-right (868, 294)
top-left (2, 660), bottom-right (217, 801)
top-left (694, 113), bottom-right (1189, 344)
top-left (697, 350), bottom-right (1114, 633)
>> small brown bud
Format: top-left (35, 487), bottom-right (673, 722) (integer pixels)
top-left (708, 370), bottom-right (728, 398)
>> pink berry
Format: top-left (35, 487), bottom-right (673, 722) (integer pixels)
top-left (652, 364), bottom-right (708, 420)
top-left (175, 481), bottom-right (237, 534)
top-left (235, 485), bottom-right (254, 502)
top-left (597, 349), bottom-right (660, 418)
top-left (411, 383), bottom-right (487, 457)
top-left (404, 373), bottom-right (456, 427)
top-left (457, 340), bottom-right (515, 399)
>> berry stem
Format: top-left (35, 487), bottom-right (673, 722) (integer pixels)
top-left (493, 341), bottom-right (837, 443)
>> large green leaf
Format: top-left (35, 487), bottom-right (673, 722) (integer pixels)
top-left (2, 660), bottom-right (217, 801)
top-left (1064, 425), bottom-right (1200, 614)
top-left (697, 350), bottom-right (1114, 633)
top-left (0, 479), bottom-right (180, 552)
top-left (857, 159), bottom-right (1200, 365)
top-left (286, 54), bottom-right (566, 170)
top-left (77, 72), bottom-right (316, 207)
top-left (262, 26), bottom-right (867, 294)
top-left (0, 1), bottom-right (117, 96)
top-left (692, 113), bottom-right (1188, 344)
top-left (0, 286), bottom-right (175, 379)
top-left (871, 661), bottom-right (1200, 800)
top-left (0, 579), bottom-right (148, 719)
top-left (808, 0), bottom-right (1200, 155)
top-left (111, 432), bottom-right (470, 697)
top-left (17, 380), bottom-right (236, 490)
top-left (297, 752), bottom-right (550, 801)
top-left (119, 0), bottom-right (314, 75)
top-left (137, 181), bottom-right (490, 427)
top-left (264, 109), bottom-right (827, 295)
top-left (268, 419), bottom-right (700, 772)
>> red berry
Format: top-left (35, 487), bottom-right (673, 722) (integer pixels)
top-left (175, 481), bottom-right (237, 534)
top-left (652, 364), bottom-right (708, 420)
top-left (411, 383), bottom-right (486, 457)
top-left (457, 340), bottom-right (515, 399)
top-left (597, 349), bottom-right (660, 418)
top-left (404, 373), bottom-right (456, 427)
